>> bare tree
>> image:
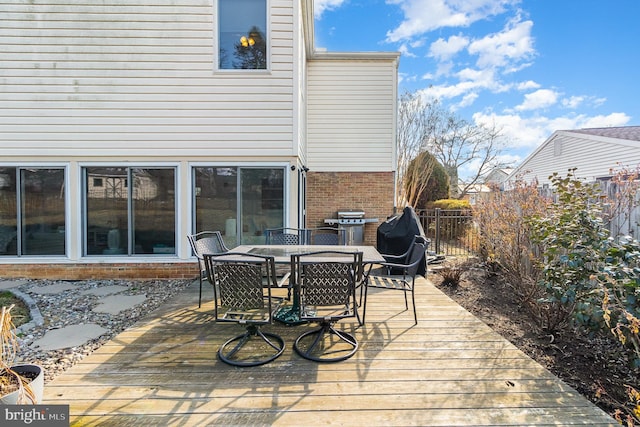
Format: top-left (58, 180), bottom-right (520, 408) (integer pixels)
top-left (422, 104), bottom-right (506, 198)
top-left (397, 92), bottom-right (507, 203)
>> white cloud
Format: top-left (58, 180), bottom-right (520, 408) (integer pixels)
top-left (418, 67), bottom-right (511, 105)
top-left (456, 92), bottom-right (479, 108)
top-left (560, 95), bottom-right (609, 110)
top-left (472, 111), bottom-right (632, 153)
top-left (385, 0), bottom-right (519, 42)
top-left (473, 112), bottom-right (551, 149)
top-left (402, 15), bottom-right (536, 107)
top-left (562, 95), bottom-right (585, 109)
top-left (515, 89), bottom-right (559, 111)
top-left (516, 80), bottom-right (540, 91)
top-left (398, 43), bottom-right (418, 58)
top-left (314, 0), bottom-right (348, 18)
top-left (419, 80), bottom-right (480, 100)
top-left (581, 113), bottom-right (631, 128)
top-left (428, 34), bottom-right (469, 61)
top-left (468, 18), bottom-right (535, 69)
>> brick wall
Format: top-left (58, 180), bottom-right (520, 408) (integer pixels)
top-left (306, 171), bottom-right (395, 246)
top-left (0, 262), bottom-right (199, 280)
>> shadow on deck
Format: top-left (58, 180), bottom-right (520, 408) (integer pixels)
top-left (44, 277), bottom-right (616, 426)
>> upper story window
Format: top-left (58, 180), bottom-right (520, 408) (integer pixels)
top-left (218, 0), bottom-right (267, 70)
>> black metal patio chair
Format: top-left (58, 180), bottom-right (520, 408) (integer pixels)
top-left (265, 227), bottom-right (306, 245)
top-left (362, 238), bottom-right (428, 325)
top-left (305, 227), bottom-right (346, 245)
top-left (203, 252), bottom-right (285, 367)
top-left (188, 231), bottom-right (230, 308)
top-left (291, 250), bottom-right (363, 362)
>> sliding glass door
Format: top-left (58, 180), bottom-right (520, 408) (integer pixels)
top-left (193, 167), bottom-right (285, 247)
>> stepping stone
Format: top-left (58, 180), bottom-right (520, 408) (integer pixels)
top-left (0, 280), bottom-right (28, 290)
top-left (93, 294), bottom-right (146, 315)
top-left (30, 283), bottom-right (77, 295)
top-left (32, 324), bottom-right (108, 351)
top-left (80, 285), bottom-right (128, 296)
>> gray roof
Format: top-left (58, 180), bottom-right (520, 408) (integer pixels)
top-left (568, 126), bottom-right (640, 142)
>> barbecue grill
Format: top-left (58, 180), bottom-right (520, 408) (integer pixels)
top-left (324, 210), bottom-right (378, 245)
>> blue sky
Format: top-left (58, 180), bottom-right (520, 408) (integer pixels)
top-left (313, 0), bottom-right (640, 168)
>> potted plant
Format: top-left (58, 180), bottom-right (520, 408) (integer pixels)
top-left (0, 304), bottom-right (43, 404)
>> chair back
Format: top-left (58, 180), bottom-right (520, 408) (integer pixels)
top-left (188, 231), bottom-right (229, 260)
top-left (305, 227), bottom-right (346, 245)
top-left (265, 227), bottom-right (304, 245)
top-left (405, 240), bottom-right (428, 277)
top-left (292, 251), bottom-right (362, 316)
top-left (203, 252), bottom-right (277, 323)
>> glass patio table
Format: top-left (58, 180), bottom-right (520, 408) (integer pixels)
top-left (232, 245), bottom-right (385, 325)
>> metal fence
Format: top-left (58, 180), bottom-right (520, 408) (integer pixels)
top-left (416, 208), bottom-right (479, 257)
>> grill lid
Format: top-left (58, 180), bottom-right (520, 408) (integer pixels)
top-left (337, 210), bottom-right (365, 219)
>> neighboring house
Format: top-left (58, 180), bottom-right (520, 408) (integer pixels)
top-left (484, 167), bottom-right (514, 190)
top-left (506, 126), bottom-right (640, 187)
top-left (0, 0), bottom-right (399, 279)
top-left (458, 183), bottom-right (491, 205)
top-left (506, 126), bottom-right (640, 237)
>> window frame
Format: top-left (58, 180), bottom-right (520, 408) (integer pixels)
top-left (0, 164), bottom-right (69, 258)
top-left (213, 0), bottom-right (271, 72)
top-left (81, 164), bottom-right (179, 258)
top-left (190, 163), bottom-right (289, 247)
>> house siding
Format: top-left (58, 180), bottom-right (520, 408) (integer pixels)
top-left (0, 0), bottom-right (399, 279)
top-left (0, 0), bottom-right (297, 158)
top-left (307, 57), bottom-right (398, 172)
top-left (511, 131), bottom-right (640, 186)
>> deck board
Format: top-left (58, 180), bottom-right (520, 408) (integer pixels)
top-left (43, 277), bottom-right (616, 426)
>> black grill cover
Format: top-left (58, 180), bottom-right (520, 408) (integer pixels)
top-left (376, 206), bottom-right (427, 275)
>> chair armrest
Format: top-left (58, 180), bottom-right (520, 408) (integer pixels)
top-left (377, 261), bottom-right (409, 274)
top-left (381, 253), bottom-right (407, 262)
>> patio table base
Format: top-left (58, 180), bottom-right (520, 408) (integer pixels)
top-left (273, 305), bottom-right (308, 326)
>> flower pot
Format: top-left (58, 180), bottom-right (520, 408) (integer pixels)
top-left (0, 364), bottom-right (44, 404)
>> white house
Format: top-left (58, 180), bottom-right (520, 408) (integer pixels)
top-left (0, 0), bottom-right (400, 279)
top-left (506, 126), bottom-right (640, 237)
top-left (484, 167), bottom-right (514, 189)
top-left (507, 126), bottom-right (640, 187)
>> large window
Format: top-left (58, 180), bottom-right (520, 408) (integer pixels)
top-left (218, 0), bottom-right (267, 70)
top-left (84, 167), bottom-right (176, 256)
top-left (193, 167), bottom-right (284, 247)
top-left (0, 167), bottom-right (66, 256)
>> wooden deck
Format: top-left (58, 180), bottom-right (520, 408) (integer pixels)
top-left (44, 277), bottom-right (616, 426)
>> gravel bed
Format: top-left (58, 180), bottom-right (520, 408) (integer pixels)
top-left (11, 279), bottom-right (193, 383)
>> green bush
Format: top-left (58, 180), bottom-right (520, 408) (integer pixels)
top-left (598, 236), bottom-right (640, 366)
top-left (427, 199), bottom-right (471, 210)
top-left (413, 154), bottom-right (449, 208)
top-left (528, 170), bottom-right (608, 332)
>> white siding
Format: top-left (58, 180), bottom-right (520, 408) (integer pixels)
top-left (511, 131), bottom-right (640, 186)
top-left (0, 0), bottom-right (297, 158)
top-left (306, 56), bottom-right (398, 172)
